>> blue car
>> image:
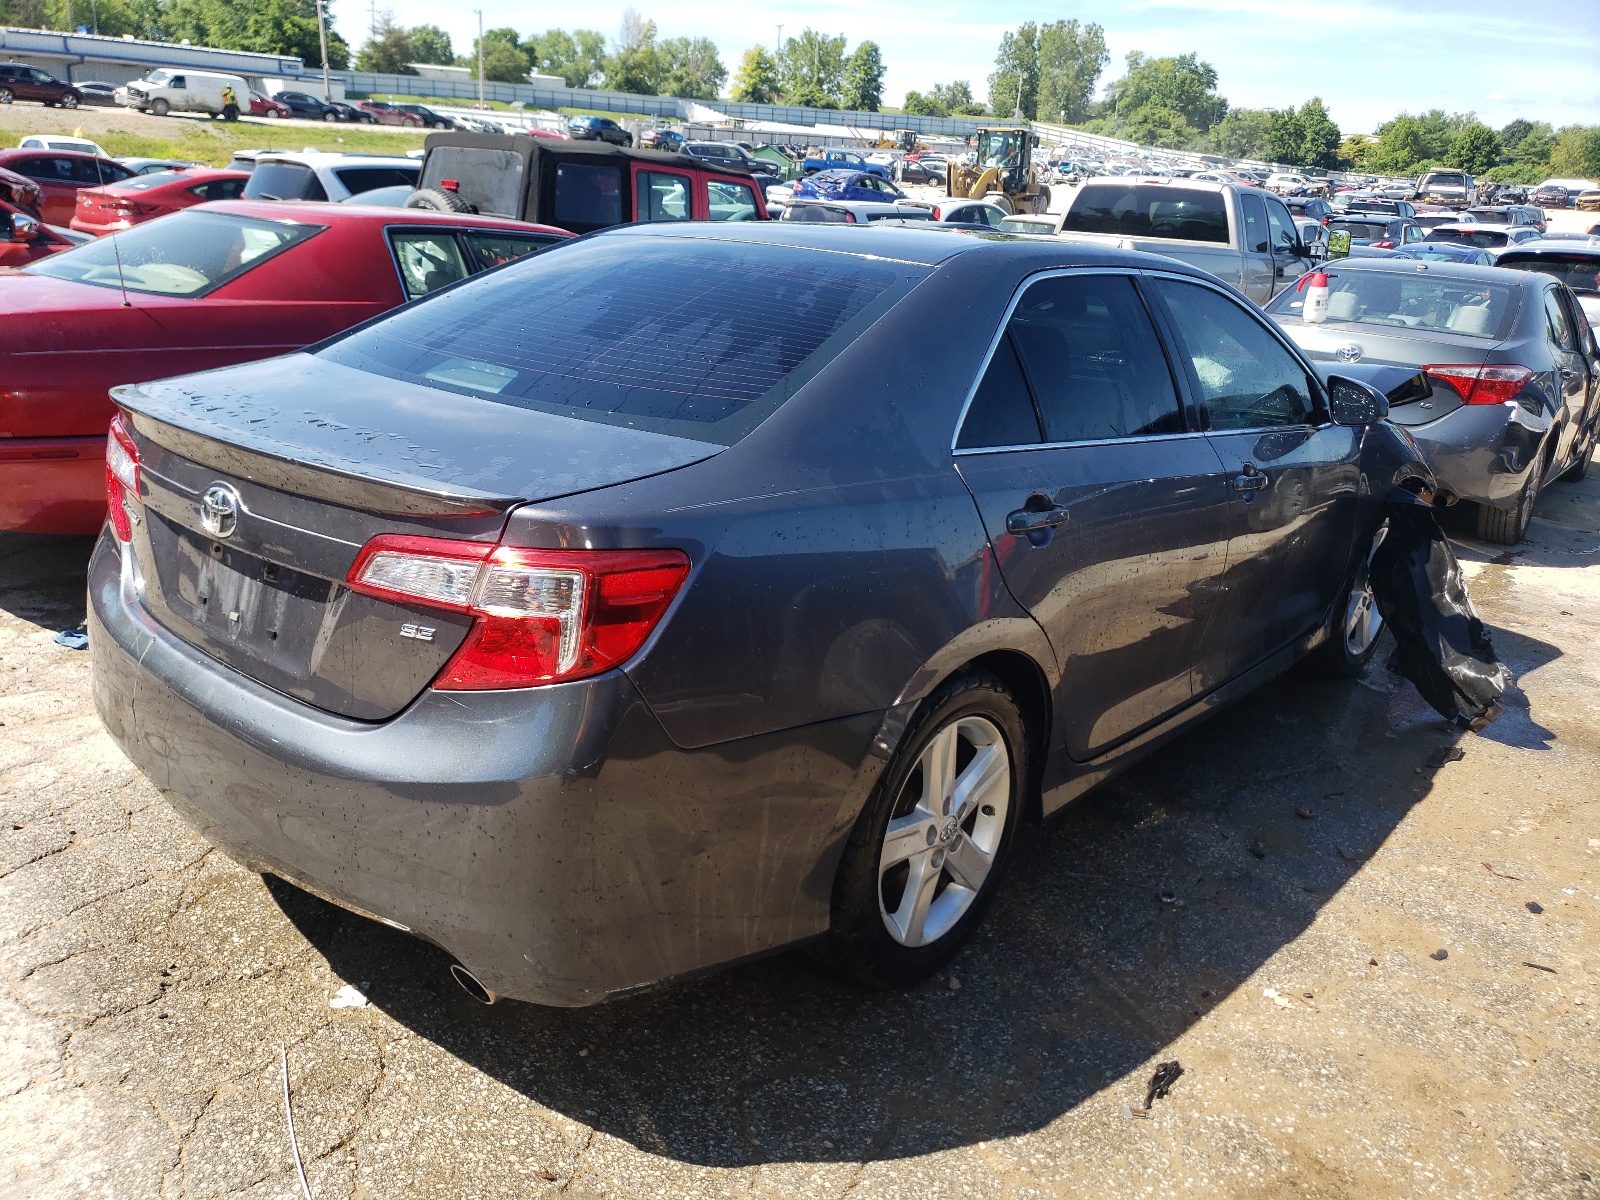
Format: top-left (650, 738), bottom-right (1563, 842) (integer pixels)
top-left (799, 149), bottom-right (890, 179)
top-left (791, 168), bottom-right (907, 204)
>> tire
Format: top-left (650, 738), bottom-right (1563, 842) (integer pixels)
top-left (222, 104), bottom-right (238, 121)
top-left (61, 92), bottom-right (78, 110)
top-left (1033, 185), bottom-right (1052, 214)
top-left (323, 110), bottom-right (337, 122)
top-left (404, 187), bottom-right (472, 214)
top-left (1476, 449), bottom-right (1546, 545)
top-left (264, 109), bottom-right (281, 118)
top-left (818, 670), bottom-right (1028, 989)
top-left (992, 195), bottom-right (1015, 215)
top-left (150, 98), bottom-right (169, 117)
top-left (0, 87), bottom-right (16, 104)
top-left (1308, 520), bottom-right (1389, 677)
top-left (1560, 426), bottom-right (1594, 482)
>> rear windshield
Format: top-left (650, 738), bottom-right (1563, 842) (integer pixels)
top-left (1267, 269), bottom-right (1519, 339)
top-left (1498, 253), bottom-right (1600, 294)
top-left (243, 161), bottom-right (327, 202)
top-left (25, 211), bottom-right (322, 297)
top-left (1427, 229), bottom-right (1508, 247)
top-left (116, 170), bottom-right (191, 190)
top-left (420, 147), bottom-right (524, 218)
top-left (333, 165), bottom-right (418, 195)
top-left (319, 236), bottom-right (929, 444)
top-left (1328, 219), bottom-right (1391, 240)
top-left (1421, 173), bottom-right (1468, 189)
top-left (1064, 184), bottom-right (1228, 244)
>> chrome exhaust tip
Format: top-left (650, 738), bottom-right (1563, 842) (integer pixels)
top-left (449, 963), bottom-right (497, 1005)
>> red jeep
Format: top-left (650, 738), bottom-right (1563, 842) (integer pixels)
top-left (406, 132), bottom-right (768, 233)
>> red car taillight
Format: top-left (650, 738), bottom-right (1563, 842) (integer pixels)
top-left (105, 413), bottom-right (140, 542)
top-left (1371, 239), bottom-right (1395, 248)
top-left (1424, 364), bottom-right (1533, 405)
top-left (346, 536), bottom-right (690, 690)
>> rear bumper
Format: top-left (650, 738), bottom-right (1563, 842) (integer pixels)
top-left (88, 533), bottom-right (886, 1006)
top-left (0, 435), bottom-right (106, 533)
top-left (1403, 401), bottom-right (1548, 507)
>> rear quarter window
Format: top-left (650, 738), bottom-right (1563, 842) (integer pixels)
top-left (318, 236), bottom-right (929, 445)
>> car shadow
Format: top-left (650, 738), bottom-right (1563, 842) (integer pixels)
top-left (0, 532), bottom-right (96, 634)
top-left (262, 620), bottom-right (1560, 1170)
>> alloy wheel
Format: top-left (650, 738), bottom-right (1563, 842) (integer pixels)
top-left (61, 93), bottom-right (77, 109)
top-left (0, 89), bottom-right (12, 104)
top-left (1343, 522), bottom-right (1389, 657)
top-left (877, 715), bottom-right (1010, 948)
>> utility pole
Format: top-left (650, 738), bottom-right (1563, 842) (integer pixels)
top-left (476, 9), bottom-right (485, 110)
top-left (775, 25), bottom-right (783, 53)
top-left (316, 0), bottom-right (331, 101)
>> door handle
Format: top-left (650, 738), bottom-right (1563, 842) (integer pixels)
top-left (1231, 472), bottom-right (1267, 493)
top-left (1006, 503), bottom-right (1071, 534)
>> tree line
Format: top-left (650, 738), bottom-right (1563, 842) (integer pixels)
top-left (1346, 113), bottom-right (1600, 182)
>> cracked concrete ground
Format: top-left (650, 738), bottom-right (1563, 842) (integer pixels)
top-left (2, 474), bottom-right (1597, 1199)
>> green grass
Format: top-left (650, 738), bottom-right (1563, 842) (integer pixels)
top-left (85, 120), bottom-right (427, 167)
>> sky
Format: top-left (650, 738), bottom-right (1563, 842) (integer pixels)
top-left (327, 0), bottom-right (1600, 134)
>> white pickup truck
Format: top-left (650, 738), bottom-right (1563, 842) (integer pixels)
top-left (1050, 176), bottom-right (1320, 305)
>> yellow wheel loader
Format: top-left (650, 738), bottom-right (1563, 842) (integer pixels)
top-left (946, 124), bottom-right (1051, 215)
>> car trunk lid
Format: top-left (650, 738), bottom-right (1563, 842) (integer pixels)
top-left (114, 353), bottom-right (721, 720)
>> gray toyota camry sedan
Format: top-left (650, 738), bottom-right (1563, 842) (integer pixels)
top-left (1267, 258), bottom-right (1599, 544)
top-left (90, 223), bottom-right (1430, 1006)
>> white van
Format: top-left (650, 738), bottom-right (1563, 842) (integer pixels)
top-left (123, 70), bottom-right (251, 120)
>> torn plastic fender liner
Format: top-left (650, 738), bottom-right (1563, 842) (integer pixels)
top-left (1368, 489), bottom-right (1512, 728)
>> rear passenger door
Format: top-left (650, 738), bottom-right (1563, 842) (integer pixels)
top-left (1544, 287), bottom-right (1591, 465)
top-left (1237, 191), bottom-right (1274, 302)
top-left (1146, 274), bottom-right (1361, 692)
top-left (953, 269), bottom-right (1236, 760)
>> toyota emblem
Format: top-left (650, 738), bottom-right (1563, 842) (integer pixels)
top-left (200, 483), bottom-right (241, 538)
top-left (1334, 343), bottom-right (1363, 364)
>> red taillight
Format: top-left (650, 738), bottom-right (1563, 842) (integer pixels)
top-left (105, 413), bottom-right (140, 542)
top-left (931, 206), bottom-right (942, 220)
top-left (346, 537), bottom-right (690, 690)
top-left (1423, 364), bottom-right (1533, 405)
top-left (1371, 239), bottom-right (1395, 248)
top-left (843, 210), bottom-right (858, 223)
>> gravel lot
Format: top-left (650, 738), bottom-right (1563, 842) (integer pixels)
top-left (1, 177), bottom-right (1597, 1197)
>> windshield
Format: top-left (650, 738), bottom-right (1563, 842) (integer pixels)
top-left (1498, 253), bottom-right (1600, 294)
top-left (1267, 269), bottom-right (1518, 339)
top-left (1064, 183), bottom-right (1228, 243)
top-left (25, 211), bottom-right (323, 297)
top-left (978, 130), bottom-right (1026, 169)
top-left (144, 70), bottom-right (170, 85)
top-left (1421, 173), bottom-right (1468, 189)
top-left (319, 237), bottom-right (928, 445)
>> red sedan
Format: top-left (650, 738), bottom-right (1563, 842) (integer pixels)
top-left (71, 168), bottom-right (251, 235)
top-left (248, 90), bottom-right (291, 118)
top-left (1, 167), bottom-right (85, 265)
top-left (354, 99), bottom-right (422, 127)
top-left (0, 202), bottom-right (570, 534)
top-left (0, 148), bottom-right (136, 226)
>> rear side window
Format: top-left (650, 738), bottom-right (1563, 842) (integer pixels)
top-left (1544, 291), bottom-right (1577, 352)
top-left (1009, 274), bottom-right (1183, 443)
top-left (707, 179), bottom-right (759, 222)
top-left (334, 166), bottom-right (419, 195)
top-left (390, 230), bottom-right (471, 300)
top-left (244, 162), bottom-right (328, 202)
top-left (97, 161), bottom-right (134, 184)
top-left (189, 178), bottom-right (247, 201)
top-left (1239, 192), bottom-right (1269, 253)
top-left (461, 230), bottom-right (560, 270)
top-left (320, 237), bottom-right (927, 444)
top-left (552, 162), bottom-right (622, 230)
top-left (956, 335), bottom-right (1041, 449)
top-left (635, 170), bottom-right (692, 221)
top-left (1064, 184), bottom-right (1229, 244)
top-left (25, 211), bottom-right (323, 297)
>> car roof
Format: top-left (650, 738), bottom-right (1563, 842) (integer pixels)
top-left (1433, 222), bottom-right (1512, 230)
top-left (0, 147), bottom-right (109, 163)
top-left (590, 216), bottom-right (1226, 275)
top-left (1497, 241), bottom-right (1600, 259)
top-left (253, 151), bottom-right (420, 168)
top-left (190, 199), bottom-right (568, 235)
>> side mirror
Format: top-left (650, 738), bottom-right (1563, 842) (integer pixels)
top-left (9, 211), bottom-right (41, 242)
top-left (1325, 375), bottom-right (1389, 426)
